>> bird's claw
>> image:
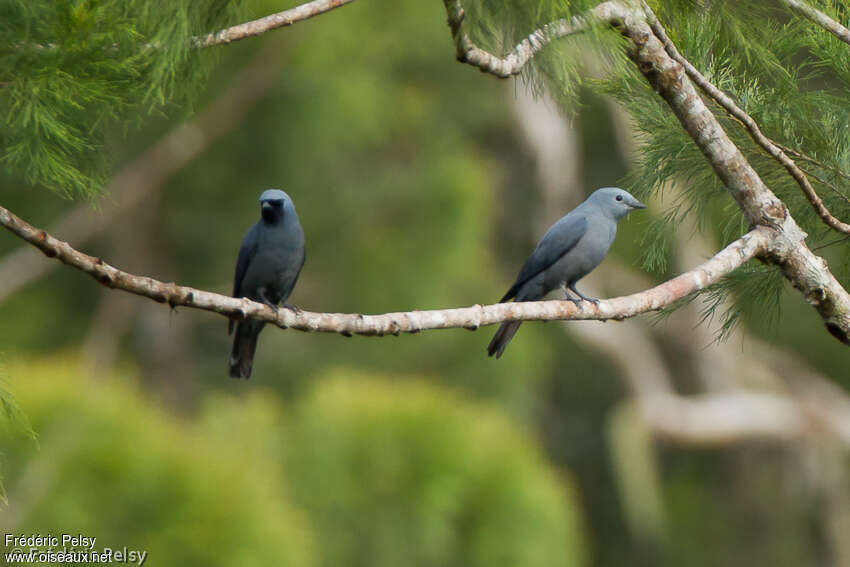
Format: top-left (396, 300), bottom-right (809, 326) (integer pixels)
top-left (283, 303), bottom-right (302, 315)
top-left (257, 289), bottom-right (280, 313)
top-left (568, 286), bottom-right (599, 306)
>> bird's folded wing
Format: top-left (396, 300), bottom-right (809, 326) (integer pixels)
top-left (500, 215), bottom-right (587, 302)
top-left (233, 223), bottom-right (260, 298)
top-left (230, 223), bottom-right (260, 335)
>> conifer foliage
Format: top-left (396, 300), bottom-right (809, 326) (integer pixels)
top-left (0, 0), bottom-right (239, 197)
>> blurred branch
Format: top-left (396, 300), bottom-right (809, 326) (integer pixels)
top-left (0, 41), bottom-right (282, 304)
top-left (0, 205), bottom-right (769, 335)
top-left (777, 0), bottom-right (850, 46)
top-left (443, 0), bottom-right (850, 345)
top-left (513, 56), bottom-right (850, 561)
top-left (512, 89), bottom-right (850, 452)
top-left (642, 1), bottom-right (850, 235)
top-left (642, 392), bottom-right (850, 448)
top-left (194, 0), bottom-right (355, 47)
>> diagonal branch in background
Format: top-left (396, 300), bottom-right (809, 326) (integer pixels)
top-left (641, 391), bottom-right (850, 447)
top-left (194, 0), bottom-right (355, 47)
top-left (0, 204), bottom-right (770, 335)
top-left (775, 142), bottom-right (850, 204)
top-left (512, 86), bottom-right (850, 460)
top-left (511, 83), bottom-right (850, 452)
top-left (778, 0), bottom-right (850, 46)
top-left (0, 40), bottom-right (283, 304)
top-left (443, 0), bottom-right (850, 345)
top-left (641, 2), bottom-right (850, 235)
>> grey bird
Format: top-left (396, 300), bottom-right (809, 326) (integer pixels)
top-left (487, 187), bottom-right (646, 358)
top-left (229, 189), bottom-right (306, 379)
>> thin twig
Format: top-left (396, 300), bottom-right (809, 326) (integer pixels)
top-left (0, 204), bottom-right (770, 336)
top-left (778, 0), bottom-right (850, 46)
top-left (193, 0), bottom-right (355, 47)
top-left (441, 0), bottom-right (618, 78)
top-left (776, 143), bottom-right (850, 183)
top-left (772, 142), bottom-right (850, 203)
top-left (641, 1), bottom-right (850, 235)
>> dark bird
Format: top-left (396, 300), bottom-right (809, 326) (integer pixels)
top-left (487, 187), bottom-right (646, 358)
top-left (229, 189), bottom-right (305, 378)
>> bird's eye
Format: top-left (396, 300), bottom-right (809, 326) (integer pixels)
top-left (615, 195), bottom-right (623, 202)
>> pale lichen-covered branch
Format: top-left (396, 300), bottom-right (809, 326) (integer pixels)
top-left (441, 0), bottom-right (613, 77)
top-left (194, 0), bottom-right (356, 47)
top-left (778, 0), bottom-right (850, 46)
top-left (0, 204), bottom-right (768, 336)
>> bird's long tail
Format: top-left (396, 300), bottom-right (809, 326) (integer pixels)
top-left (487, 320), bottom-right (522, 359)
top-left (229, 320), bottom-right (264, 379)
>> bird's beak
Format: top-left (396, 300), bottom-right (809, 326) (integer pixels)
top-left (631, 200), bottom-right (647, 209)
top-left (261, 201), bottom-right (272, 211)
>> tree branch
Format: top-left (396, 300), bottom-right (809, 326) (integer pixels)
top-left (777, 0), bottom-right (850, 46)
top-left (0, 204), bottom-right (769, 336)
top-left (641, 391), bottom-right (850, 448)
top-left (442, 0), bottom-right (607, 78)
top-left (774, 142), bottom-right (850, 204)
top-left (193, 0), bottom-right (356, 47)
top-left (625, 2), bottom-right (850, 343)
top-left (641, 2), bottom-right (850, 235)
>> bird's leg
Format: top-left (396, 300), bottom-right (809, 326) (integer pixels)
top-left (257, 288), bottom-right (279, 314)
top-left (282, 303), bottom-right (302, 315)
top-left (560, 285), bottom-right (581, 304)
top-left (568, 284), bottom-right (600, 306)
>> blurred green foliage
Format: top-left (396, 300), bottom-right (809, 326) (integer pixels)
top-left (2, 355), bottom-right (314, 566)
top-left (0, 0), bottom-right (240, 197)
top-left (284, 370), bottom-right (584, 567)
top-left (2, 356), bottom-right (584, 567)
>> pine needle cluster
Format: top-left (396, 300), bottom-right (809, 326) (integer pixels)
top-left (0, 0), bottom-right (240, 198)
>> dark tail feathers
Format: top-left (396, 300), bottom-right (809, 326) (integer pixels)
top-left (487, 320), bottom-right (522, 358)
top-left (229, 320), bottom-right (264, 379)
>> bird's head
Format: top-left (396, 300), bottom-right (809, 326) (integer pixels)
top-left (259, 188), bottom-right (293, 224)
top-left (588, 187), bottom-right (646, 220)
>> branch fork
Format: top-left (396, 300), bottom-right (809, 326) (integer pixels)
top-left (442, 0), bottom-right (850, 345)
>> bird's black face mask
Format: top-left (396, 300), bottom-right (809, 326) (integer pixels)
top-left (261, 200), bottom-right (284, 224)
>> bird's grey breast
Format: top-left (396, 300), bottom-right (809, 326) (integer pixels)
top-left (244, 222), bottom-right (304, 299)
